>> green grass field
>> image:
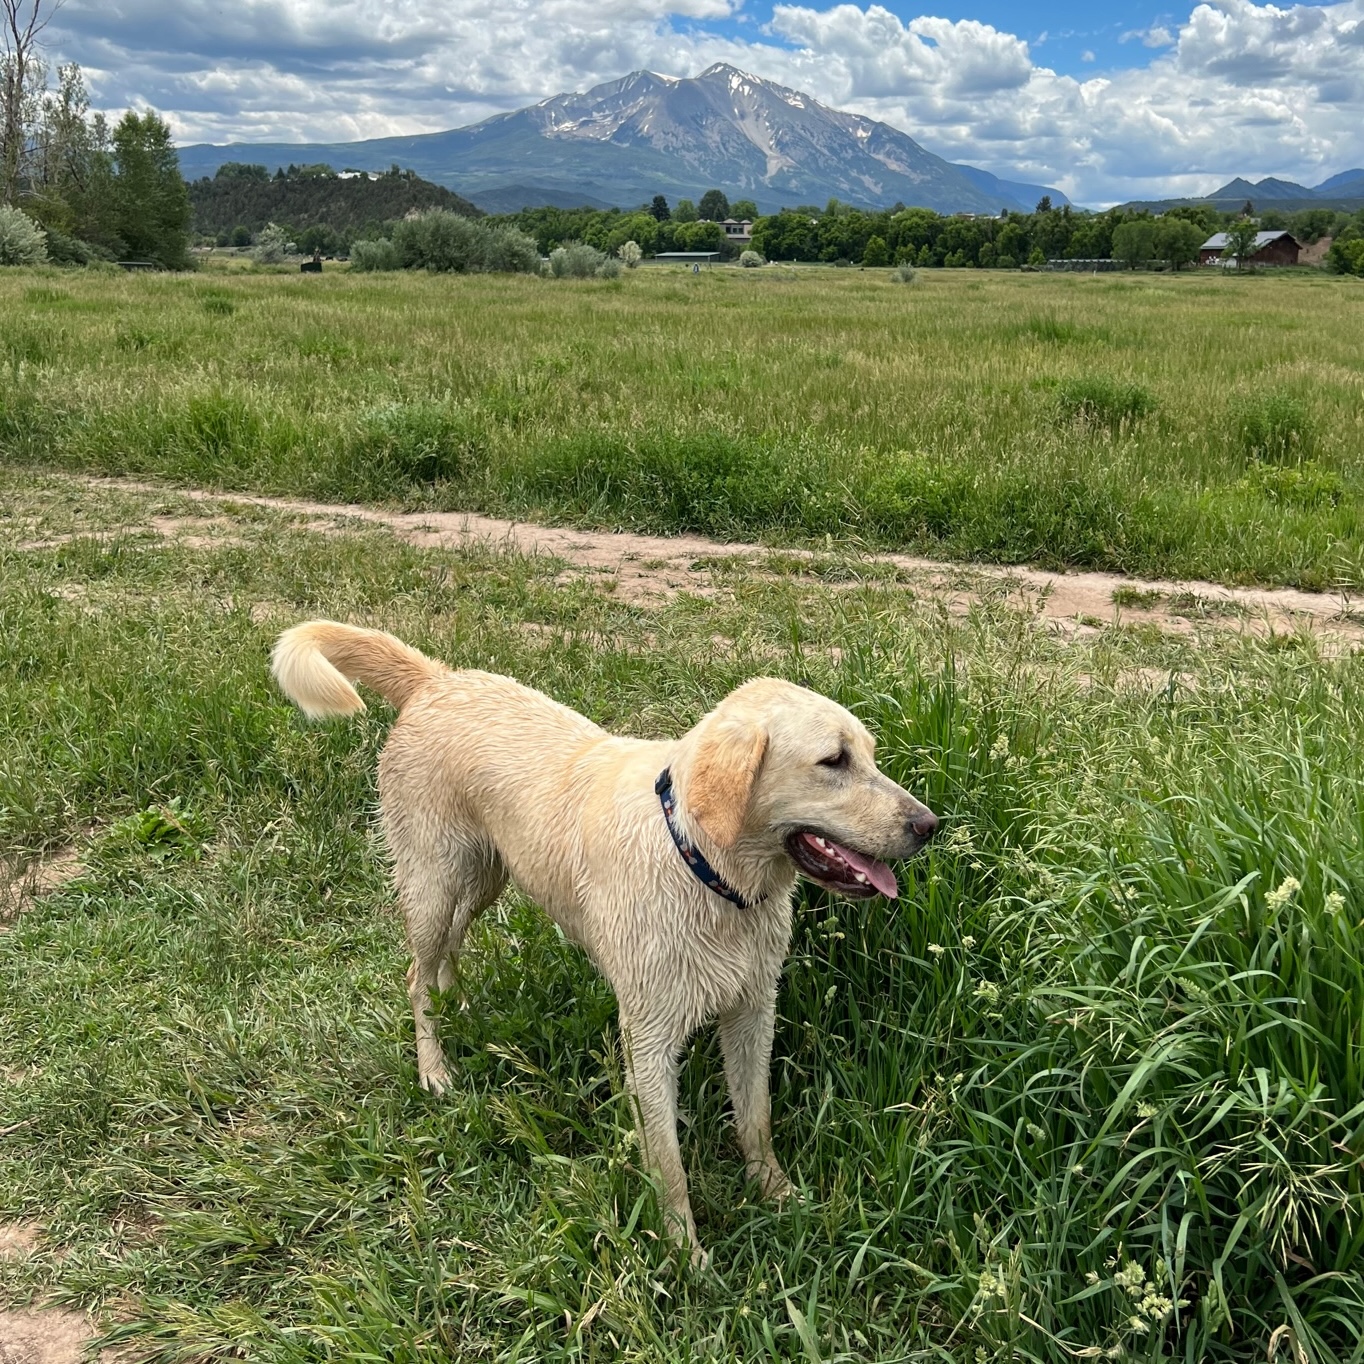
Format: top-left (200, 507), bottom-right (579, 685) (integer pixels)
top-left (2, 265), bottom-right (1363, 588)
top-left (1, 268), bottom-right (1362, 1363)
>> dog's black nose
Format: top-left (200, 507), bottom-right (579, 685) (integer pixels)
top-left (910, 811), bottom-right (939, 841)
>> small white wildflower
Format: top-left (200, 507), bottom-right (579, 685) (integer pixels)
top-left (1326, 891), bottom-right (1346, 917)
top-left (1114, 1260), bottom-right (1146, 1297)
top-left (928, 943), bottom-right (946, 956)
top-left (1265, 876), bottom-right (1301, 912)
top-left (974, 979), bottom-right (1000, 1005)
top-left (961, 935), bottom-right (977, 949)
top-left (1140, 1292), bottom-right (1174, 1320)
top-left (1070, 1163), bottom-right (1085, 1176)
top-left (989, 734), bottom-right (1010, 761)
top-left (1085, 1270), bottom-right (1100, 1285)
top-left (1027, 1121), bottom-right (1046, 1142)
top-left (1136, 1101), bottom-right (1158, 1119)
top-left (824, 985), bottom-right (837, 1003)
top-left (1128, 1315), bottom-right (1147, 1333)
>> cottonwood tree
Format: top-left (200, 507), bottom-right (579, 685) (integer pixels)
top-left (1222, 218), bottom-right (1260, 273)
top-left (1, 0), bottom-right (62, 203)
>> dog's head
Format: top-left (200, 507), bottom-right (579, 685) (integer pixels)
top-left (677, 678), bottom-right (937, 899)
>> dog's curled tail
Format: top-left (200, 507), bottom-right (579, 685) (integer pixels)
top-left (272, 621), bottom-right (447, 720)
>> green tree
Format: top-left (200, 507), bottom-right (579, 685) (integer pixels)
top-left (0, 200), bottom-right (45, 262)
top-left (1111, 218), bottom-right (1155, 268)
top-left (1154, 217), bottom-right (1205, 270)
top-left (1222, 218), bottom-right (1260, 272)
top-left (729, 198), bottom-right (758, 219)
top-left (862, 233), bottom-right (889, 267)
top-left (697, 188), bottom-right (729, 221)
top-left (216, 161), bottom-right (268, 182)
top-left (673, 198), bottom-right (698, 223)
top-left (112, 109), bottom-right (192, 267)
top-left (649, 194), bottom-right (669, 222)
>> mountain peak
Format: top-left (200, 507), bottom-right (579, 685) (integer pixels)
top-left (175, 65), bottom-right (1069, 216)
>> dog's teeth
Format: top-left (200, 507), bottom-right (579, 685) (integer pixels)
top-left (814, 837), bottom-right (828, 850)
top-left (853, 871), bottom-right (868, 883)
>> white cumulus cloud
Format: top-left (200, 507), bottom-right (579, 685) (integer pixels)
top-left (43, 0), bottom-right (1364, 204)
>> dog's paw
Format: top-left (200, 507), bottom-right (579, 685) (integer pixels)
top-left (689, 1241), bottom-right (711, 1271)
top-left (419, 1064), bottom-right (452, 1095)
top-left (751, 1163), bottom-right (797, 1204)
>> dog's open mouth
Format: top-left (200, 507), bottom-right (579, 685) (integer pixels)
top-left (785, 831), bottom-right (898, 899)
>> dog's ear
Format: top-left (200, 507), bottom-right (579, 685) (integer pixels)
top-left (687, 717), bottom-right (769, 849)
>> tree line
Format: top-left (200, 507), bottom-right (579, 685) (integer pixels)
top-left (494, 194), bottom-right (1350, 270)
top-left (2, 11), bottom-right (192, 270)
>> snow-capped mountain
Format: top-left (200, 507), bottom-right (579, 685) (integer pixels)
top-left (178, 64), bottom-right (1067, 216)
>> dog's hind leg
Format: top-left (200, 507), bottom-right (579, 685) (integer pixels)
top-left (395, 834), bottom-right (506, 1095)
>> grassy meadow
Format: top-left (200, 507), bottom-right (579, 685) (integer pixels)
top-left (1, 267), bottom-right (1363, 1363)
top-left (1, 265), bottom-right (1364, 587)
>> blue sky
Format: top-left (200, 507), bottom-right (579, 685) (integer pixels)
top-left (47, 0), bottom-right (1364, 204)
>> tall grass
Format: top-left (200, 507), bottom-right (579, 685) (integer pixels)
top-left (0, 267), bottom-right (1361, 587)
top-left (1, 477), bottom-right (1361, 1361)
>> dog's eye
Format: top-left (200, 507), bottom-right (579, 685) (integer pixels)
top-left (818, 749), bottom-right (849, 770)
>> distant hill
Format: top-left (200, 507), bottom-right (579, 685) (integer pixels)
top-left (187, 166), bottom-right (482, 237)
top-left (177, 65), bottom-right (1068, 216)
top-left (1121, 170), bottom-right (1364, 215)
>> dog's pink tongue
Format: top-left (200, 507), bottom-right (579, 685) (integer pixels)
top-left (832, 841), bottom-right (899, 899)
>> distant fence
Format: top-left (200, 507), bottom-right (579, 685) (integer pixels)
top-left (1043, 258), bottom-right (1127, 272)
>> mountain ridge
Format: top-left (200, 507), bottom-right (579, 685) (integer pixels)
top-left (175, 64), bottom-right (1067, 216)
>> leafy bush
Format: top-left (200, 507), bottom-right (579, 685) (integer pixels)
top-left (390, 212), bottom-right (539, 274)
top-left (42, 229), bottom-right (106, 266)
top-left (0, 205), bottom-right (48, 266)
top-left (617, 240), bottom-right (643, 268)
top-left (1055, 375), bottom-right (1157, 433)
top-left (596, 256), bottom-right (622, 280)
top-left (347, 238), bottom-right (402, 272)
top-left (250, 222), bottom-right (293, 264)
top-left (549, 241), bottom-right (607, 278)
top-left (394, 210), bottom-right (481, 272)
top-left (1232, 392), bottom-right (1314, 463)
top-left (1327, 236), bottom-right (1364, 276)
top-left (893, 260), bottom-right (917, 283)
top-left (739, 249), bottom-right (765, 268)
top-left (485, 226), bottom-right (541, 274)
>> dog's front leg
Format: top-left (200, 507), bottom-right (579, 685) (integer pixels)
top-left (719, 989), bottom-right (792, 1201)
top-left (621, 1016), bottom-right (702, 1263)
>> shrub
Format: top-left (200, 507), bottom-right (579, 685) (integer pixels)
top-left (596, 256), bottom-right (623, 280)
top-left (617, 240), bottom-right (643, 268)
top-left (394, 210), bottom-right (482, 272)
top-left (893, 260), bottom-right (917, 283)
top-left (1055, 376), bottom-right (1156, 433)
top-left (251, 222), bottom-right (293, 264)
top-left (348, 238), bottom-right (402, 272)
top-left (549, 241), bottom-right (607, 278)
top-left (1232, 392), bottom-right (1314, 463)
top-left (389, 213), bottom-right (540, 274)
top-left (739, 249), bottom-right (765, 268)
top-left (0, 205), bottom-right (48, 266)
top-left (486, 227), bottom-right (540, 274)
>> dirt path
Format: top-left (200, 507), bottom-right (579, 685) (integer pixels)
top-left (53, 477), bottom-right (1364, 643)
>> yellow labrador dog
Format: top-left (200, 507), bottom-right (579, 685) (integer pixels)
top-left (272, 621), bottom-right (937, 1260)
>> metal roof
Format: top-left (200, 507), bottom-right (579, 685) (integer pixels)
top-left (1201, 230), bottom-right (1296, 250)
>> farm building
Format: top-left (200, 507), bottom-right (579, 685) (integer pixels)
top-left (717, 219), bottom-right (753, 242)
top-left (1199, 230), bottom-right (1301, 267)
